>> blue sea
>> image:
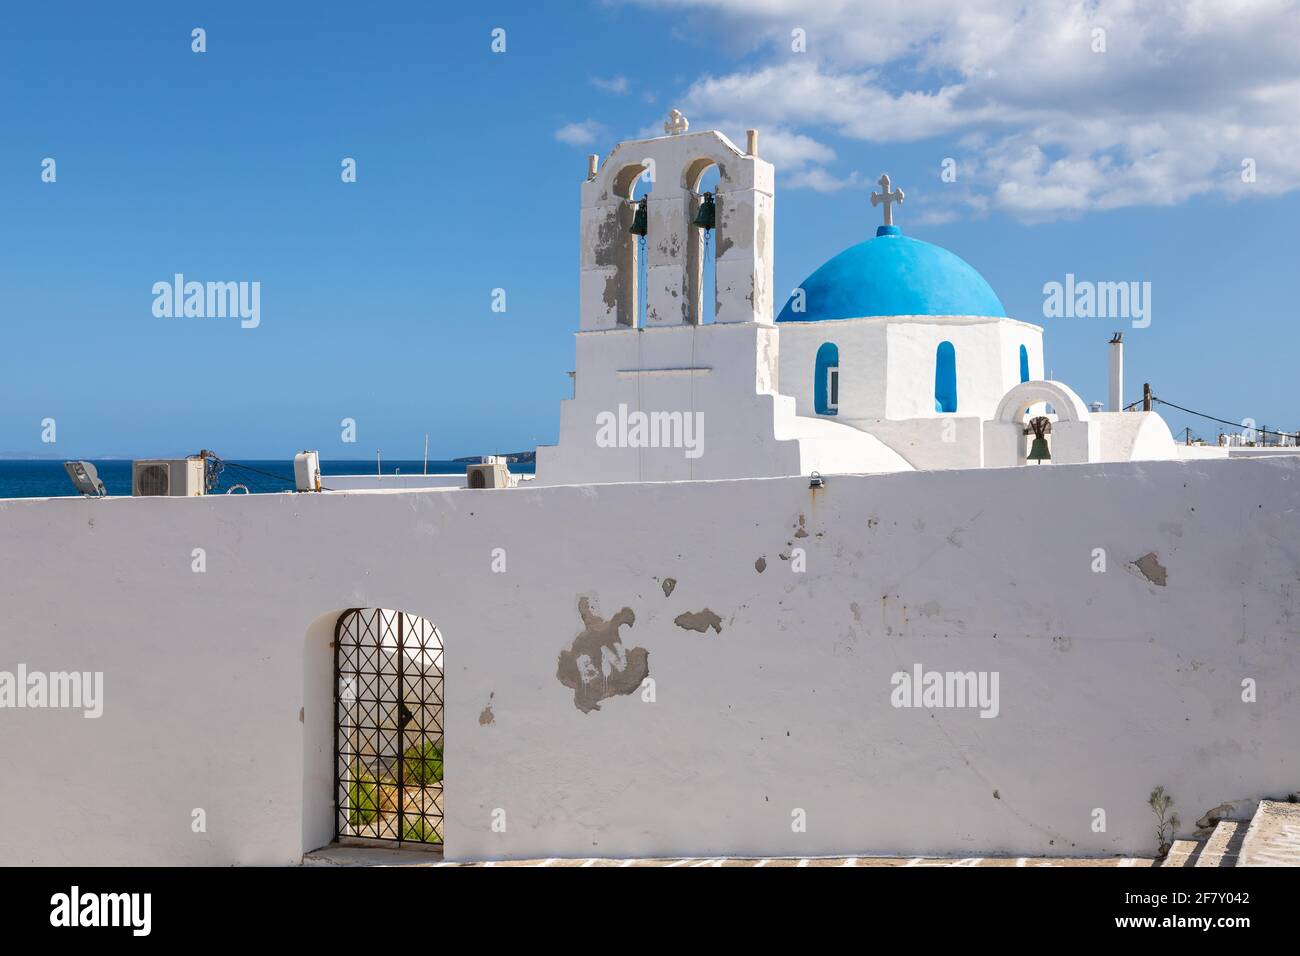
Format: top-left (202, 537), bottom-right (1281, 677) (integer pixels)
top-left (0, 459), bottom-right (534, 498)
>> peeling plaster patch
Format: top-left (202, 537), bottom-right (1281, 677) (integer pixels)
top-left (602, 273), bottom-right (621, 311)
top-left (661, 577), bottom-right (677, 597)
top-left (556, 598), bottom-right (648, 714)
top-left (1134, 552), bottom-right (1168, 586)
top-left (1052, 635), bottom-right (1072, 652)
top-left (479, 692), bottom-right (495, 726)
top-left (794, 514), bottom-right (809, 538)
top-left (850, 602), bottom-right (862, 623)
top-left (754, 556), bottom-right (767, 573)
top-left (593, 213), bottom-right (623, 268)
top-left (674, 609), bottom-right (723, 635)
top-left (1196, 802), bottom-right (1235, 829)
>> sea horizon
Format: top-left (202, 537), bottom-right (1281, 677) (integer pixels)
top-left (0, 457), bottom-right (535, 498)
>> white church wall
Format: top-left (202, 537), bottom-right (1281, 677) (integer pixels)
top-left (853, 417), bottom-right (985, 470)
top-left (885, 318), bottom-right (1011, 421)
top-left (777, 316), bottom-right (1041, 430)
top-left (777, 318), bottom-right (889, 420)
top-left (997, 321), bottom-right (1046, 389)
top-left (2, 457), bottom-right (1297, 864)
top-left (535, 322), bottom-right (805, 484)
top-left (771, 412), bottom-right (914, 475)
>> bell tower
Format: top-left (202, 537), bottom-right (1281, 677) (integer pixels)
top-left (578, 113), bottom-right (774, 329)
top-left (538, 114), bottom-right (908, 486)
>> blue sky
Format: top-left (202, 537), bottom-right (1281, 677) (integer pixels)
top-left (2, 1), bottom-right (1297, 458)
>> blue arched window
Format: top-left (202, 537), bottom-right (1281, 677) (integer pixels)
top-left (934, 341), bottom-right (957, 413)
top-left (1019, 344), bottom-right (1030, 383)
top-left (814, 342), bottom-right (839, 415)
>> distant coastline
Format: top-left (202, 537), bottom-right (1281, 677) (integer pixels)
top-left (450, 451), bottom-right (537, 464)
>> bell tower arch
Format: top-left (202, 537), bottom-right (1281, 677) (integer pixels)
top-left (579, 114), bottom-right (774, 330)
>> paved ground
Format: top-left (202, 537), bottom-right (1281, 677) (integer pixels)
top-left (305, 844), bottom-right (1153, 867)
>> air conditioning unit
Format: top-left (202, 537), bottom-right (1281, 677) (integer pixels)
top-left (132, 458), bottom-right (206, 497)
top-left (293, 450), bottom-right (322, 492)
top-left (466, 457), bottom-right (511, 489)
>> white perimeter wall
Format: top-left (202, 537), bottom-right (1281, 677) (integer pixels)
top-left (1, 457), bottom-right (1298, 864)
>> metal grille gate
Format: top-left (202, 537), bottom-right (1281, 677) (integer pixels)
top-left (334, 608), bottom-right (444, 845)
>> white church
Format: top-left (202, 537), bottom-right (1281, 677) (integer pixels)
top-left (536, 113), bottom-right (1207, 485)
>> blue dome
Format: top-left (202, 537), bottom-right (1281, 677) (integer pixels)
top-left (776, 225), bottom-right (1006, 322)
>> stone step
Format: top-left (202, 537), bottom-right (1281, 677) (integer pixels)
top-left (1193, 820), bottom-right (1244, 867)
top-left (1237, 801), bottom-right (1300, 866)
top-left (1160, 839), bottom-right (1201, 867)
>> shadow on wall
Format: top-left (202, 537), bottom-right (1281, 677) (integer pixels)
top-left (303, 608), bottom-right (350, 855)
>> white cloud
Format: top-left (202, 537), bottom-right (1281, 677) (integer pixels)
top-left (554, 119), bottom-right (607, 146)
top-left (591, 75), bottom-right (630, 95)
top-left (785, 167), bottom-right (860, 193)
top-left (627, 0), bottom-right (1300, 219)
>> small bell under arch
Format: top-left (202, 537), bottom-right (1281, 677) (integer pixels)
top-left (1025, 415), bottom-right (1052, 463)
top-left (628, 197), bottom-right (648, 237)
top-left (691, 191), bottom-right (716, 231)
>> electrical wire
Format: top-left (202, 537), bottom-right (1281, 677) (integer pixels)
top-left (202, 452), bottom-right (335, 492)
top-left (1114, 399), bottom-right (1297, 443)
top-left (1151, 398), bottom-right (1297, 442)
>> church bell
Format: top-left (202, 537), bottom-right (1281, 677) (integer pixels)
top-left (692, 191), bottom-right (716, 231)
top-left (628, 197), bottom-right (648, 237)
top-left (1026, 415), bottom-right (1052, 463)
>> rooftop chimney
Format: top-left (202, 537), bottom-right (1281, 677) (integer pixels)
top-left (1109, 332), bottom-right (1124, 411)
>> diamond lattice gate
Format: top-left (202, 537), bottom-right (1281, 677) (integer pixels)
top-left (334, 608), bottom-right (444, 845)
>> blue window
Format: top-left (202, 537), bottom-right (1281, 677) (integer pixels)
top-left (1019, 344), bottom-right (1030, 383)
top-left (814, 342), bottom-right (839, 415)
top-left (935, 341), bottom-right (957, 413)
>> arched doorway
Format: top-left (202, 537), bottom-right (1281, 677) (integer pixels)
top-left (334, 608), bottom-right (444, 846)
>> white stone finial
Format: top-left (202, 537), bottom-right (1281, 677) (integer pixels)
top-left (664, 109), bottom-right (689, 136)
top-left (870, 173), bottom-right (905, 227)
